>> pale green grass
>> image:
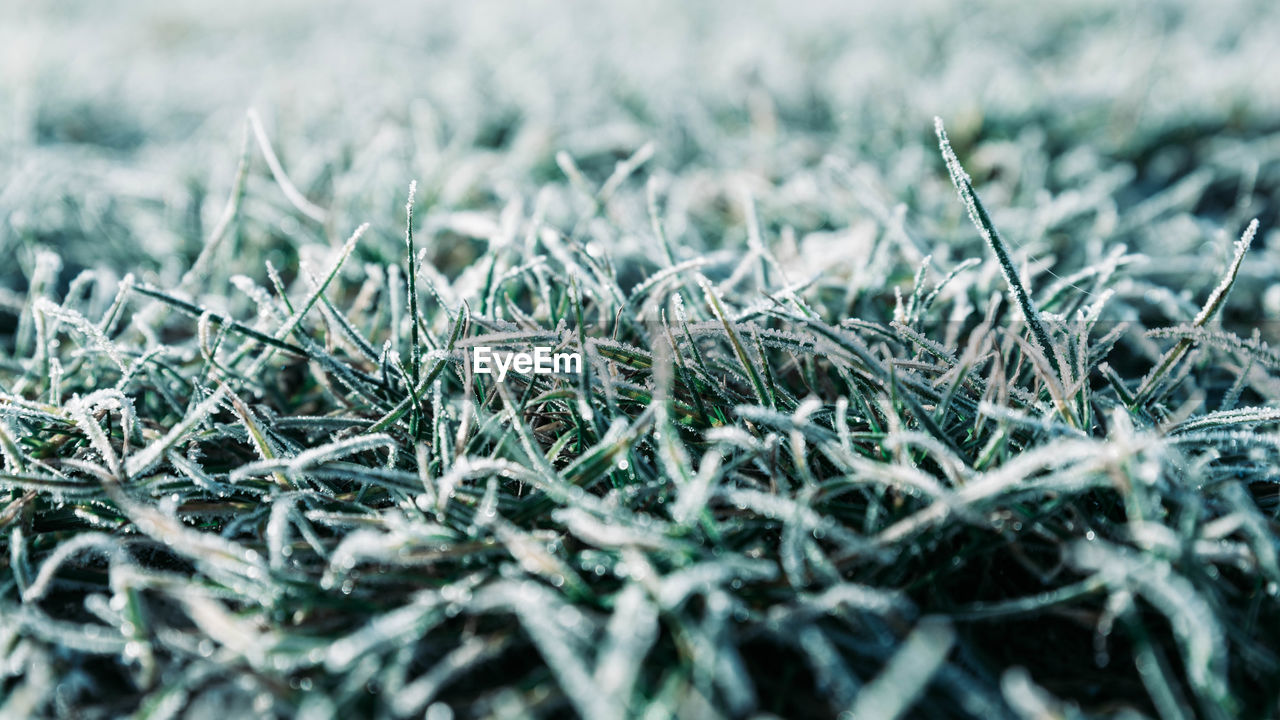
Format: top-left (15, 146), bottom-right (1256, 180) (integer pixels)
top-left (1, 2), bottom-right (1280, 718)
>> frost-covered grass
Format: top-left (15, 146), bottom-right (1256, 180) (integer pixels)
top-left (3, 1), bottom-right (1280, 718)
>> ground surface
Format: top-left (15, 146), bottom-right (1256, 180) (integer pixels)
top-left (2, 1), bottom-right (1280, 718)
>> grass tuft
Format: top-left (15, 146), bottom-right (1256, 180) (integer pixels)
top-left (3, 3), bottom-right (1280, 718)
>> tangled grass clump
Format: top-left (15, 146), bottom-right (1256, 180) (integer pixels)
top-left (1, 119), bottom-right (1278, 717)
top-left (2, 2), bottom-right (1280, 718)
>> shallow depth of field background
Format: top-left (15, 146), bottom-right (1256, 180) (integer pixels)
top-left (4, 0), bottom-right (1278, 289)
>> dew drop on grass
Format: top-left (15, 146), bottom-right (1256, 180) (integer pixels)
top-left (556, 605), bottom-right (580, 629)
top-left (425, 703), bottom-right (454, 720)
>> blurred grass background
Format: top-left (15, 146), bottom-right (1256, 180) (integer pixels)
top-left (3, 0), bottom-right (1278, 282)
